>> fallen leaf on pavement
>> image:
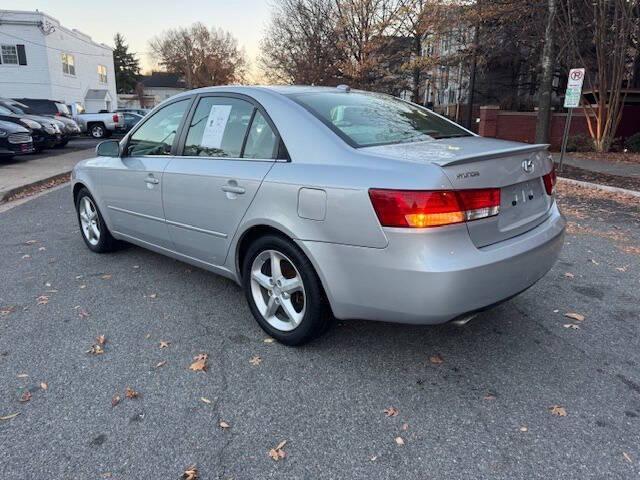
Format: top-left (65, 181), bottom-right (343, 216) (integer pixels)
top-left (40, 382), bottom-right (48, 391)
top-left (520, 426), bottom-right (528, 432)
top-left (402, 423), bottom-right (409, 431)
top-left (25, 240), bottom-right (37, 245)
top-left (97, 335), bottom-right (106, 345)
top-left (383, 407), bottom-right (398, 417)
top-left (38, 247), bottom-right (46, 252)
top-left (395, 436), bottom-right (405, 446)
top-left (154, 361), bottom-right (167, 369)
top-left (0, 413), bottom-right (20, 421)
top-left (87, 344), bottom-right (105, 355)
top-left (590, 259), bottom-right (599, 265)
top-left (22, 254), bottom-right (31, 259)
top-left (616, 265), bottom-right (628, 272)
top-left (564, 312), bottom-right (585, 322)
top-left (20, 391), bottom-right (31, 403)
top-left (263, 338), bottom-right (274, 344)
top-left (563, 324), bottom-right (580, 330)
top-left (100, 274), bottom-right (112, 280)
top-left (219, 420), bottom-right (230, 430)
top-left (0, 306), bottom-right (16, 316)
top-left (189, 353), bottom-right (208, 372)
top-left (483, 393), bottom-right (497, 400)
top-left (429, 354), bottom-right (444, 365)
top-left (77, 308), bottom-right (90, 319)
top-left (200, 397), bottom-right (212, 404)
top-left (159, 341), bottom-right (170, 349)
top-left (148, 293), bottom-right (158, 299)
top-left (111, 394), bottom-right (121, 407)
top-left (268, 440), bottom-right (287, 461)
top-left (249, 355), bottom-right (262, 366)
top-left (549, 405), bottom-right (567, 417)
top-left (16, 373), bottom-right (28, 378)
top-left (564, 272), bottom-right (574, 278)
top-left (182, 466), bottom-right (198, 480)
top-left (36, 295), bottom-right (49, 305)
top-left (125, 387), bottom-right (139, 399)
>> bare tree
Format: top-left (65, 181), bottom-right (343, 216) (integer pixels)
top-left (535, 0), bottom-right (557, 143)
top-left (149, 23), bottom-right (247, 88)
top-left (260, 0), bottom-right (343, 85)
top-left (559, 0), bottom-right (640, 152)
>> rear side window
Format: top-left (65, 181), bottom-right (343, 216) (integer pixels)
top-left (184, 97), bottom-right (254, 158)
top-left (127, 99), bottom-right (190, 156)
top-left (243, 111), bottom-right (278, 159)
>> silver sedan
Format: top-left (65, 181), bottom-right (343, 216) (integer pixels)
top-left (72, 86), bottom-right (565, 345)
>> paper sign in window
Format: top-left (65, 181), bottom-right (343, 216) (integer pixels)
top-left (201, 105), bottom-right (232, 149)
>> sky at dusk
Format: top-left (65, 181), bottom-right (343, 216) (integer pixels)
top-left (10, 0), bottom-right (273, 81)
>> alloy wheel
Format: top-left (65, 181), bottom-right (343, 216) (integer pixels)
top-left (79, 196), bottom-right (100, 246)
top-left (250, 250), bottom-right (306, 332)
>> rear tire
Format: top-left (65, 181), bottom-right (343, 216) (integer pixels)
top-left (89, 123), bottom-right (106, 139)
top-left (75, 188), bottom-right (118, 253)
top-left (242, 234), bottom-right (331, 346)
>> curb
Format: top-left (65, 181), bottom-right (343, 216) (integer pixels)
top-left (558, 176), bottom-right (640, 198)
top-left (0, 171), bottom-right (72, 204)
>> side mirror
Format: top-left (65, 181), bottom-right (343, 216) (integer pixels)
top-left (96, 140), bottom-right (121, 157)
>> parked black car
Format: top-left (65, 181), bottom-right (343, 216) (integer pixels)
top-left (0, 120), bottom-right (35, 160)
top-left (12, 98), bottom-right (72, 118)
top-left (0, 104), bottom-right (61, 151)
top-left (1, 99), bottom-right (80, 147)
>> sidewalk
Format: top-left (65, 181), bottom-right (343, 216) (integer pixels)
top-left (0, 139), bottom-right (97, 202)
top-left (552, 152), bottom-right (640, 178)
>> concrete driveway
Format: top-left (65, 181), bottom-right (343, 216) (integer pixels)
top-left (0, 182), bottom-right (638, 479)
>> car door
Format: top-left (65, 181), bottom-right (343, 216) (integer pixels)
top-left (162, 94), bottom-right (282, 266)
top-left (98, 98), bottom-right (192, 249)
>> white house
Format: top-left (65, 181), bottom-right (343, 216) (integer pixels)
top-left (0, 9), bottom-right (117, 113)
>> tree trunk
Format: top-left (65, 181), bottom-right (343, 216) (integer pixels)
top-left (535, 0), bottom-right (556, 144)
top-left (465, 25), bottom-right (479, 130)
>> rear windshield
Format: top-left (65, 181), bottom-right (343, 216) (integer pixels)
top-left (289, 91), bottom-right (471, 148)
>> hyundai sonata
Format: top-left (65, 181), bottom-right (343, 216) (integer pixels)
top-left (71, 86), bottom-right (565, 345)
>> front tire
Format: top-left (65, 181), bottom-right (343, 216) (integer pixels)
top-left (242, 235), bottom-right (331, 346)
top-left (75, 188), bottom-right (118, 253)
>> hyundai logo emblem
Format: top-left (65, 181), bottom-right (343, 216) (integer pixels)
top-left (522, 159), bottom-right (535, 173)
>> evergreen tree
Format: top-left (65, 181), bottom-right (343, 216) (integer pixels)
top-left (113, 33), bottom-right (141, 94)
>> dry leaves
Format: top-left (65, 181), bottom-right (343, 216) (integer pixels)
top-left (36, 295), bottom-right (49, 305)
top-left (483, 393), bottom-right (497, 401)
top-left (564, 312), bottom-right (585, 322)
top-left (0, 306), bottom-right (16, 316)
top-left (519, 425), bottom-right (528, 432)
top-left (249, 355), bottom-right (262, 366)
top-left (19, 391), bottom-right (32, 403)
top-left (564, 324), bottom-right (580, 330)
top-left (111, 394), bottom-right (121, 407)
top-left (549, 405), bottom-right (567, 417)
top-left (0, 412), bottom-right (20, 421)
top-left (182, 466), bottom-right (198, 480)
top-left (429, 354), bottom-right (444, 365)
top-left (395, 436), bottom-right (405, 446)
top-left (87, 335), bottom-right (106, 355)
top-left (154, 361), bottom-right (167, 369)
top-left (189, 353), bottom-right (208, 372)
top-left (125, 387), bottom-right (139, 399)
top-left (200, 397), bottom-right (212, 404)
top-left (623, 452), bottom-right (633, 463)
top-left (77, 308), bottom-right (90, 319)
top-left (148, 293), bottom-right (158, 299)
top-left (268, 440), bottom-right (287, 461)
top-left (100, 274), bottom-right (112, 280)
top-left (564, 272), bottom-right (575, 278)
top-left (40, 382), bottom-right (48, 391)
top-left (383, 407), bottom-right (398, 417)
top-left (263, 338), bottom-right (274, 344)
top-left (219, 420), bottom-right (230, 430)
top-left (159, 340), bottom-right (170, 349)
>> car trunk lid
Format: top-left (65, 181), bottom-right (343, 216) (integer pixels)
top-left (361, 137), bottom-right (555, 247)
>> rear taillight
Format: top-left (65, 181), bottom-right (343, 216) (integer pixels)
top-left (112, 113), bottom-right (119, 123)
top-left (368, 188), bottom-right (501, 228)
top-left (543, 166), bottom-right (557, 195)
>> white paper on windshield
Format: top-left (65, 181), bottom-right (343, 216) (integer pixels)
top-left (201, 105), bottom-right (232, 149)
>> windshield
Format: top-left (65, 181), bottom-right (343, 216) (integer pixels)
top-left (289, 91), bottom-right (471, 148)
top-left (0, 105), bottom-right (14, 115)
top-left (0, 102), bottom-right (24, 114)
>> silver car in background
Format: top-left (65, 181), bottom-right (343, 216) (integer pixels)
top-left (71, 86), bottom-right (565, 345)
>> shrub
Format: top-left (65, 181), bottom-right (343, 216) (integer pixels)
top-left (566, 134), bottom-right (593, 152)
top-left (624, 133), bottom-right (640, 153)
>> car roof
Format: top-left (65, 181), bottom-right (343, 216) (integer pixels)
top-left (175, 85), bottom-right (356, 100)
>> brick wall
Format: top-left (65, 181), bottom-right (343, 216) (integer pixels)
top-left (478, 105), bottom-right (640, 149)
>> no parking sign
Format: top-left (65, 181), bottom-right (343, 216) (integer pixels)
top-left (564, 68), bottom-right (585, 108)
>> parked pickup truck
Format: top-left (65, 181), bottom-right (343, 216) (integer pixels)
top-left (75, 112), bottom-right (125, 139)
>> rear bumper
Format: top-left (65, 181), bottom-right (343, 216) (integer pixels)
top-left (301, 202), bottom-right (565, 324)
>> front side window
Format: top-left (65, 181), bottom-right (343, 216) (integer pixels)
top-left (1, 45), bottom-right (18, 64)
top-left (98, 65), bottom-right (107, 83)
top-left (62, 53), bottom-right (75, 75)
top-left (290, 91), bottom-right (471, 148)
top-left (184, 97), bottom-right (254, 158)
top-left (127, 99), bottom-right (190, 156)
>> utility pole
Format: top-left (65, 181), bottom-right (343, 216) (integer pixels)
top-left (535, 0), bottom-right (556, 143)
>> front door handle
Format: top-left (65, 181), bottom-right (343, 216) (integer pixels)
top-left (221, 185), bottom-right (245, 194)
top-left (145, 176), bottom-right (160, 185)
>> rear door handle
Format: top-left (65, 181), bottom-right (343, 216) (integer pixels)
top-left (144, 176), bottom-right (159, 185)
top-left (221, 185), bottom-right (245, 194)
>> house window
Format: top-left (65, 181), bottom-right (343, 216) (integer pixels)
top-left (1, 45), bottom-right (19, 64)
top-left (98, 65), bottom-right (107, 83)
top-left (62, 53), bottom-right (76, 75)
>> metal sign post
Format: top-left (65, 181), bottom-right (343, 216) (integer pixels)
top-left (558, 68), bottom-right (585, 173)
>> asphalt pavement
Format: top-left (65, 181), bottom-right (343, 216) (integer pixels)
top-left (0, 183), bottom-right (638, 479)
